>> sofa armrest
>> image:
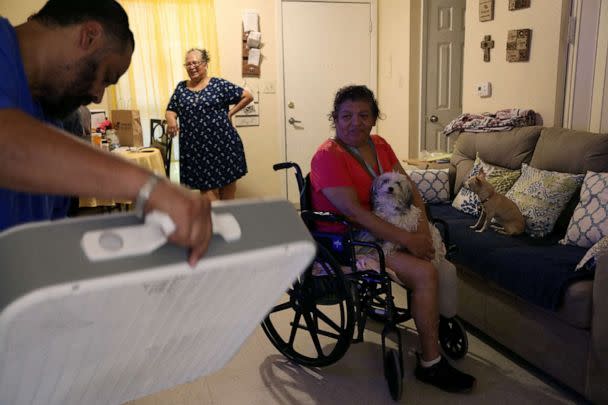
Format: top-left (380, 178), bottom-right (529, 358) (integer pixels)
top-left (587, 253), bottom-right (608, 401)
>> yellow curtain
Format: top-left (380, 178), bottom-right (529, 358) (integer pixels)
top-left (107, 0), bottom-right (219, 145)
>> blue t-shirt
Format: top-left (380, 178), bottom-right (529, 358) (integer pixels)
top-left (0, 18), bottom-right (70, 231)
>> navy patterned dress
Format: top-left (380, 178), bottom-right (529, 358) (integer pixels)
top-left (167, 77), bottom-right (248, 190)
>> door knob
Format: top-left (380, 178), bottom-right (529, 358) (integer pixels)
top-left (429, 115), bottom-right (439, 123)
top-left (288, 117), bottom-right (302, 125)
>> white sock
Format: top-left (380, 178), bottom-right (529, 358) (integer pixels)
top-left (420, 355), bottom-right (441, 368)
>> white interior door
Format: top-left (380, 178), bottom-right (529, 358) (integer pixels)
top-left (563, 0), bottom-right (608, 133)
top-left (281, 0), bottom-right (376, 202)
top-left (422, 0), bottom-right (465, 152)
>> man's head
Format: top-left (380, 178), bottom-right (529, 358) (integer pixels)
top-left (29, 0), bottom-right (135, 119)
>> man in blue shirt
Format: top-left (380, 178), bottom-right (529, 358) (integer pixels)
top-left (0, 0), bottom-right (212, 265)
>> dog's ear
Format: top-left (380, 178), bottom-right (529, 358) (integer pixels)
top-left (478, 167), bottom-right (486, 179)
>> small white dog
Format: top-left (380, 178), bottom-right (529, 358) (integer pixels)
top-left (357, 171), bottom-right (458, 317)
top-left (359, 171), bottom-right (446, 264)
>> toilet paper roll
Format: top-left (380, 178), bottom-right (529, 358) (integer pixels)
top-left (247, 31), bottom-right (261, 48)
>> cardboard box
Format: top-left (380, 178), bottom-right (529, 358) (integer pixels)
top-left (111, 109), bottom-right (143, 147)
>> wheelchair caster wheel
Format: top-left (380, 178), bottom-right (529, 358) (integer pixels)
top-left (439, 316), bottom-right (468, 360)
top-left (383, 349), bottom-right (403, 401)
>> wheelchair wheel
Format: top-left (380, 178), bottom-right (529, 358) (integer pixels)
top-left (439, 316), bottom-right (468, 360)
top-left (261, 243), bottom-right (356, 367)
top-left (383, 349), bottom-right (403, 401)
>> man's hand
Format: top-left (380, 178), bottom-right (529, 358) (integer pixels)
top-left (146, 180), bottom-right (212, 266)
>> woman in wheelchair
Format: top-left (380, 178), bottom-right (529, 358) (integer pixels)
top-left (310, 85), bottom-right (475, 393)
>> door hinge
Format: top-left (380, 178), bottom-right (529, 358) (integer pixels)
top-left (567, 16), bottom-right (577, 45)
top-left (369, 19), bottom-right (373, 33)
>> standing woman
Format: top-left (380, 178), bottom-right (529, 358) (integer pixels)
top-left (165, 48), bottom-right (253, 200)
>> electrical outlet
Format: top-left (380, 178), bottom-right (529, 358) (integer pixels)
top-left (477, 82), bottom-right (492, 98)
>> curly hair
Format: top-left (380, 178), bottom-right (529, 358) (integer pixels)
top-left (328, 84), bottom-right (382, 124)
top-left (186, 48), bottom-right (211, 64)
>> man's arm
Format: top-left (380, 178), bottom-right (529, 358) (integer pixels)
top-left (0, 109), bottom-right (211, 265)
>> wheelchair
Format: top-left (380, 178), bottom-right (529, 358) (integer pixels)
top-left (261, 162), bottom-right (468, 401)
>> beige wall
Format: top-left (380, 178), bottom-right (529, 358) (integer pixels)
top-left (462, 0), bottom-right (569, 126)
top-left (376, 0), bottom-right (411, 160)
top-left (215, 1), bottom-right (282, 199)
top-left (0, 0), bottom-right (42, 23)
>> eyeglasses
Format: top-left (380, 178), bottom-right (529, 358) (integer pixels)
top-left (184, 61), bottom-right (204, 68)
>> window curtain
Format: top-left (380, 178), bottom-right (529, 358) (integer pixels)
top-left (107, 0), bottom-right (220, 147)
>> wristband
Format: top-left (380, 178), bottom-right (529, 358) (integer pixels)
top-left (134, 174), bottom-right (161, 218)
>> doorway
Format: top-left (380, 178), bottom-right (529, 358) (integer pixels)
top-left (278, 0), bottom-right (378, 202)
top-left (420, 0), bottom-right (466, 153)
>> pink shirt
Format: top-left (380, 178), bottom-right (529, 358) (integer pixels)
top-left (310, 134), bottom-right (399, 232)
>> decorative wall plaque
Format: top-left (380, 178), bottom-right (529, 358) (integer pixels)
top-left (506, 29), bottom-right (532, 62)
top-left (479, 0), bottom-right (494, 22)
top-left (509, 0), bottom-right (530, 10)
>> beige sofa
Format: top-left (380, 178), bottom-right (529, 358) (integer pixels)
top-left (430, 126), bottom-right (608, 402)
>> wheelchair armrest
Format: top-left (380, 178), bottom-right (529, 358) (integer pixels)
top-left (350, 240), bottom-right (386, 274)
top-left (300, 210), bottom-right (350, 226)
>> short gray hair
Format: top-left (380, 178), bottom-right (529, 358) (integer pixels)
top-left (185, 48), bottom-right (210, 63)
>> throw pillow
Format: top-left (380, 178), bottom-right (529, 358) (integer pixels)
top-left (505, 163), bottom-right (584, 238)
top-left (451, 156), bottom-right (521, 217)
top-left (561, 171), bottom-right (608, 248)
top-left (576, 235), bottom-right (608, 271)
top-left (406, 169), bottom-right (450, 203)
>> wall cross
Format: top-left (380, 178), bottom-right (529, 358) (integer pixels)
top-left (481, 35), bottom-right (495, 62)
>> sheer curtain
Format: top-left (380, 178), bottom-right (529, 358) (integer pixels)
top-left (108, 0), bottom-right (220, 156)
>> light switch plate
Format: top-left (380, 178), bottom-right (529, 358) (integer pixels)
top-left (477, 82), bottom-right (492, 97)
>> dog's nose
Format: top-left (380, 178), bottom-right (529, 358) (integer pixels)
top-left (387, 187), bottom-right (394, 193)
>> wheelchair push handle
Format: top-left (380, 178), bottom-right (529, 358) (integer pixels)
top-left (272, 162), bottom-right (297, 171)
top-left (273, 161), bottom-right (306, 195)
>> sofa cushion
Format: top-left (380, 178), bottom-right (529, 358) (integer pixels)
top-left (576, 235), bottom-right (608, 271)
top-left (561, 171), bottom-right (608, 248)
top-left (530, 128), bottom-right (608, 174)
top-left (429, 204), bottom-right (593, 311)
top-left (406, 168), bottom-right (450, 203)
top-left (506, 164), bottom-right (584, 238)
top-left (450, 126), bottom-right (542, 193)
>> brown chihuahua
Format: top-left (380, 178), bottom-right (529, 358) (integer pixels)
top-left (465, 168), bottom-right (525, 235)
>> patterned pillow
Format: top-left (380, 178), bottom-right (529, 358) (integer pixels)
top-left (451, 156), bottom-right (521, 217)
top-left (406, 169), bottom-right (450, 203)
top-left (505, 164), bottom-right (584, 238)
top-left (560, 171), bottom-right (608, 248)
top-left (576, 235), bottom-right (608, 271)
